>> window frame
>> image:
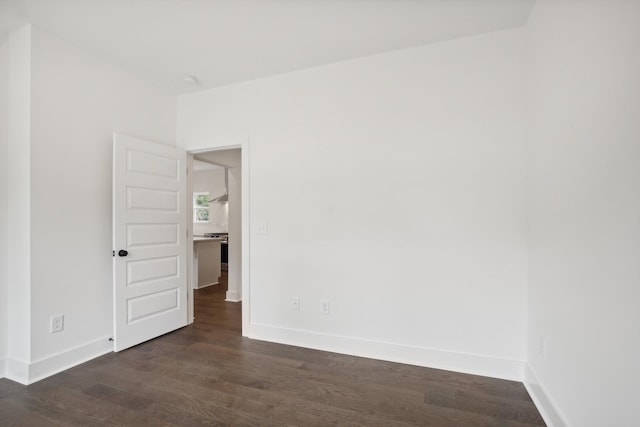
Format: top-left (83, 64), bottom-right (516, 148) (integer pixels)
top-left (193, 192), bottom-right (211, 223)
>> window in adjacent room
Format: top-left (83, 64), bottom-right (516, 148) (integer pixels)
top-left (193, 192), bottom-right (210, 223)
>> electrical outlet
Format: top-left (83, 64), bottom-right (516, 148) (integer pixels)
top-left (321, 299), bottom-right (330, 314)
top-left (50, 315), bottom-right (64, 333)
top-left (292, 297), bottom-right (300, 311)
top-left (256, 221), bottom-right (268, 235)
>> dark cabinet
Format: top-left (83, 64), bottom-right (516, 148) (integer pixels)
top-left (221, 242), bottom-right (228, 264)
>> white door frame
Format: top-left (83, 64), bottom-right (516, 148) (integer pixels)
top-left (186, 153), bottom-right (194, 323)
top-left (186, 143), bottom-right (251, 336)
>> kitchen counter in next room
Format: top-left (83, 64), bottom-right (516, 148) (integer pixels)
top-left (193, 237), bottom-right (224, 288)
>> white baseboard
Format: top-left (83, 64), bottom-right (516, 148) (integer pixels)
top-left (3, 357), bottom-right (29, 384)
top-left (195, 281), bottom-right (219, 289)
top-left (247, 322), bottom-right (524, 381)
top-left (0, 357), bottom-right (7, 379)
top-left (3, 336), bottom-right (113, 385)
top-left (524, 364), bottom-right (569, 427)
top-left (226, 290), bottom-right (242, 302)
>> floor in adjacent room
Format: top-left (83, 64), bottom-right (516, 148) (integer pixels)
top-left (0, 273), bottom-right (545, 426)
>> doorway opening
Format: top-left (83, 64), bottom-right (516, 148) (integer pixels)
top-left (187, 147), bottom-right (245, 332)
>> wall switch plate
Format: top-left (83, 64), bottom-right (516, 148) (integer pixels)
top-left (292, 297), bottom-right (300, 311)
top-left (50, 315), bottom-right (64, 333)
top-left (321, 299), bottom-right (330, 314)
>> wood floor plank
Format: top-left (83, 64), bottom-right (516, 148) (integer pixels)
top-left (0, 272), bottom-right (546, 426)
top-left (0, 396), bottom-right (64, 426)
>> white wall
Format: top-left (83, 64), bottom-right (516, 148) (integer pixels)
top-left (5, 25), bottom-right (32, 381)
top-left (0, 35), bottom-right (9, 371)
top-left (3, 26), bottom-right (177, 383)
top-left (193, 168), bottom-right (228, 235)
top-left (178, 28), bottom-right (529, 379)
top-left (526, 1), bottom-right (640, 426)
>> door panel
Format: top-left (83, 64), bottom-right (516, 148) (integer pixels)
top-left (127, 288), bottom-right (180, 323)
top-left (127, 187), bottom-right (179, 211)
top-left (127, 149), bottom-right (180, 178)
top-left (113, 133), bottom-right (188, 352)
top-left (127, 223), bottom-right (179, 248)
top-left (126, 256), bottom-right (179, 286)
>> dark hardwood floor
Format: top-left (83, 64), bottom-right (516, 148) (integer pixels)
top-left (0, 273), bottom-right (545, 426)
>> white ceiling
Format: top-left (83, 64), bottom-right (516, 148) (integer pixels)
top-left (0, 0), bottom-right (535, 94)
top-left (193, 159), bottom-right (222, 172)
top-left (195, 149), bottom-right (242, 169)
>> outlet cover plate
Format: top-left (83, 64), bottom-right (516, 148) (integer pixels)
top-left (321, 299), bottom-right (330, 314)
top-left (50, 315), bottom-right (64, 333)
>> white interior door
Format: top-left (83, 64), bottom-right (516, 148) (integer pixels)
top-left (113, 133), bottom-right (188, 351)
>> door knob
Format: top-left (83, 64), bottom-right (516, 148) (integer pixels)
top-left (118, 250), bottom-right (128, 257)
